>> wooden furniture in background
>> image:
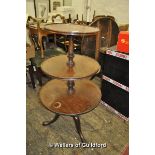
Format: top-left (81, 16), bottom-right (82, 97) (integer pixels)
top-left (81, 16), bottom-right (119, 58)
top-left (73, 14), bottom-right (87, 25)
top-left (27, 17), bottom-right (66, 85)
top-left (28, 20), bottom-right (53, 58)
top-left (27, 17), bottom-right (66, 58)
top-left (44, 23), bottom-right (100, 60)
top-left (73, 14), bottom-right (79, 23)
top-left (92, 15), bottom-right (105, 21)
top-left (27, 16), bottom-right (48, 52)
top-left (26, 34), bottom-right (42, 88)
top-left (51, 14), bottom-right (67, 48)
top-left (26, 43), bottom-right (35, 60)
top-left (26, 43), bottom-right (36, 88)
top-left (52, 14), bottom-right (67, 23)
top-left (92, 15), bottom-right (115, 22)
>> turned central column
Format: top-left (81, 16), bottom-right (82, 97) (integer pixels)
top-left (67, 36), bottom-right (75, 67)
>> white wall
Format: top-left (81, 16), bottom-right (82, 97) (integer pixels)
top-left (71, 0), bottom-right (129, 24)
top-left (64, 0), bottom-right (72, 6)
top-left (26, 0), bottom-right (35, 17)
top-left (89, 0), bottom-right (129, 24)
top-left (26, 0), bottom-right (72, 17)
top-left (26, 0), bottom-right (129, 24)
top-left (72, 0), bottom-right (87, 21)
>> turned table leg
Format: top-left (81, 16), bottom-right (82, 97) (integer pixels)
top-left (67, 35), bottom-right (75, 67)
top-left (38, 34), bottom-right (44, 58)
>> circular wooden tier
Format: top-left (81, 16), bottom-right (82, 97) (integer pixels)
top-left (41, 54), bottom-right (100, 80)
top-left (44, 23), bottom-right (99, 36)
top-left (39, 79), bottom-right (101, 115)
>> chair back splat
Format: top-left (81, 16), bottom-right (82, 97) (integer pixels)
top-left (52, 14), bottom-right (67, 24)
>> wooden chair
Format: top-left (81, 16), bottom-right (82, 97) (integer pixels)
top-left (80, 16), bottom-right (120, 58)
top-left (26, 29), bottom-right (42, 88)
top-left (73, 14), bottom-right (87, 25)
top-left (67, 14), bottom-right (72, 23)
top-left (52, 14), bottom-right (67, 23)
top-left (46, 14), bottom-right (68, 51)
top-left (66, 14), bottom-right (88, 54)
top-left (27, 16), bottom-right (41, 51)
top-left (27, 20), bottom-right (66, 85)
top-left (26, 43), bottom-right (36, 88)
top-left (73, 14), bottom-right (79, 23)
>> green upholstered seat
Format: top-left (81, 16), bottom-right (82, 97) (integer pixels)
top-left (32, 47), bottom-right (66, 67)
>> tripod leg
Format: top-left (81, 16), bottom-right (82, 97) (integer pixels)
top-left (42, 114), bottom-right (60, 126)
top-left (73, 116), bottom-right (86, 143)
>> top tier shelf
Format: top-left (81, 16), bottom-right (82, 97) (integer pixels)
top-left (41, 54), bottom-right (100, 80)
top-left (44, 23), bottom-right (99, 36)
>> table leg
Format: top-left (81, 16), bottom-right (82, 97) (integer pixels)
top-left (73, 116), bottom-right (86, 143)
top-left (39, 34), bottom-right (44, 58)
top-left (42, 114), bottom-right (60, 126)
top-left (95, 31), bottom-right (100, 61)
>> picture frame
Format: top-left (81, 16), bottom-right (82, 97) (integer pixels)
top-left (36, 0), bottom-right (49, 18)
top-left (50, 0), bottom-right (63, 11)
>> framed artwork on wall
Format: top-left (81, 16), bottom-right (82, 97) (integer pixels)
top-left (36, 0), bottom-right (49, 18)
top-left (50, 0), bottom-right (63, 11)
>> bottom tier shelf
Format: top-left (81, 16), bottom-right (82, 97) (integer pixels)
top-left (39, 79), bottom-right (101, 115)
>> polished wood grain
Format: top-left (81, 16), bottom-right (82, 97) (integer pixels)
top-left (44, 24), bottom-right (100, 60)
top-left (27, 22), bottom-right (100, 59)
top-left (40, 54), bottom-right (100, 79)
top-left (81, 16), bottom-right (119, 57)
top-left (39, 79), bottom-right (101, 115)
top-left (44, 23), bottom-right (99, 36)
top-left (27, 81), bottom-right (129, 155)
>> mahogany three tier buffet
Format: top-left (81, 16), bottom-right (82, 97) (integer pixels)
top-left (39, 24), bottom-right (101, 142)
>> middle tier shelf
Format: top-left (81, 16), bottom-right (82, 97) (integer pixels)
top-left (41, 54), bottom-right (100, 80)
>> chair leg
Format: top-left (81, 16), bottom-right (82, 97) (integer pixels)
top-left (32, 34), bottom-right (40, 51)
top-left (29, 59), bottom-right (42, 86)
top-left (28, 65), bottom-right (36, 89)
top-left (35, 67), bottom-right (42, 86)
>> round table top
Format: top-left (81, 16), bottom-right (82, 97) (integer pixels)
top-left (41, 54), bottom-right (100, 80)
top-left (44, 23), bottom-right (99, 36)
top-left (39, 79), bottom-right (101, 115)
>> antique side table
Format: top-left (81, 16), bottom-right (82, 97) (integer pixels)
top-left (39, 24), bottom-right (101, 142)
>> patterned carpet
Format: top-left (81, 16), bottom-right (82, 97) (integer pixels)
top-left (26, 77), bottom-right (128, 155)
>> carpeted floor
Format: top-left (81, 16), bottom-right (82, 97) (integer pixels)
top-left (26, 77), bottom-right (128, 155)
